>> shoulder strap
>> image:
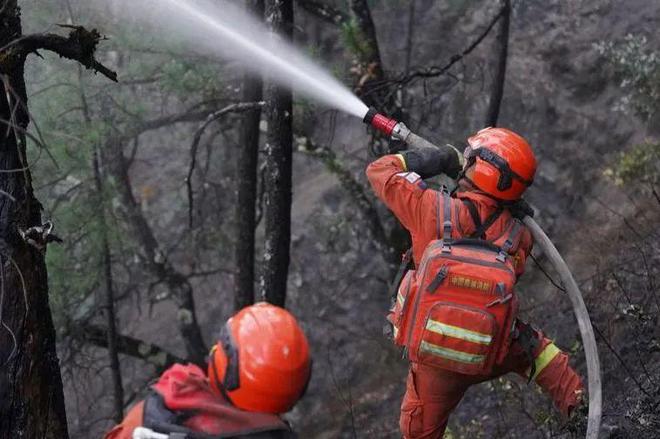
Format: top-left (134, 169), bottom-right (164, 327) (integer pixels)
top-left (496, 219), bottom-right (524, 262)
top-left (461, 199), bottom-right (482, 234)
top-left (438, 188), bottom-right (453, 253)
top-left (462, 198), bottom-right (504, 240)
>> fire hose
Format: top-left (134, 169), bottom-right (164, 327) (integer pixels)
top-left (363, 108), bottom-right (602, 439)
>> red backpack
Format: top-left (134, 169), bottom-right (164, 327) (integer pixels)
top-left (388, 189), bottom-right (524, 375)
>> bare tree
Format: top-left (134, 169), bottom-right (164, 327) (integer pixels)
top-left (93, 149), bottom-right (124, 423)
top-left (235, 0), bottom-right (265, 311)
top-left (0, 3), bottom-right (116, 437)
top-left (101, 133), bottom-right (208, 366)
top-left (485, 0), bottom-right (511, 127)
top-left (260, 0), bottom-right (294, 307)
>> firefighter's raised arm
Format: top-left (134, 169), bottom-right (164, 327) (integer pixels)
top-left (365, 145), bottom-right (462, 231)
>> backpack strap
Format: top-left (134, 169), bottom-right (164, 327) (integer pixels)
top-left (462, 198), bottom-right (504, 240)
top-left (439, 188), bottom-right (453, 253)
top-left (462, 199), bottom-right (482, 234)
top-left (143, 391), bottom-right (207, 438)
top-left (496, 219), bottom-right (523, 262)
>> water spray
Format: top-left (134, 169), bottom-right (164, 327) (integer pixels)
top-left (363, 105), bottom-right (602, 439)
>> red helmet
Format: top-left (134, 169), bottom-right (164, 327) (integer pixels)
top-left (463, 127), bottom-right (537, 201)
top-left (208, 302), bottom-right (311, 414)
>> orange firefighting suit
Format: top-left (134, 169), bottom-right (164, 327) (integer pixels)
top-left (104, 364), bottom-right (292, 439)
top-left (366, 154), bottom-right (584, 439)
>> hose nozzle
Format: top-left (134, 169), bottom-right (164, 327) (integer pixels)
top-left (363, 106), bottom-right (399, 137)
top-left (363, 107), bottom-right (441, 152)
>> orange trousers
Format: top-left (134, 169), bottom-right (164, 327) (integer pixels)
top-left (399, 323), bottom-right (583, 439)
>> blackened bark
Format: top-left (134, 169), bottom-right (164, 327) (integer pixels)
top-left (260, 0), bottom-right (293, 307)
top-left (347, 0), bottom-right (386, 108)
top-left (101, 135), bottom-right (207, 366)
top-left (234, 0), bottom-right (264, 311)
top-left (92, 150), bottom-right (124, 423)
top-left (485, 0), bottom-right (511, 127)
top-left (0, 3), bottom-right (115, 437)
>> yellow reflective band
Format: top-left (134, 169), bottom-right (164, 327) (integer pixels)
top-left (397, 293), bottom-right (405, 307)
top-left (420, 340), bottom-right (485, 364)
top-left (532, 343), bottom-right (561, 380)
top-left (395, 154), bottom-right (407, 171)
top-left (426, 320), bottom-right (492, 345)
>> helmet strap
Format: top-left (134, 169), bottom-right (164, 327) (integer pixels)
top-left (218, 323), bottom-right (241, 391)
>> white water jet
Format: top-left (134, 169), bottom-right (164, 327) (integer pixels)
top-left (98, 0), bottom-right (369, 119)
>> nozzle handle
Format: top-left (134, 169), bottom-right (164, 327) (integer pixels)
top-left (392, 123), bottom-right (441, 150)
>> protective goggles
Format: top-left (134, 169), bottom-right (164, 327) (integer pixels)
top-left (464, 145), bottom-right (533, 191)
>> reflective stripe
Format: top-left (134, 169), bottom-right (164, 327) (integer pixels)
top-left (532, 343), bottom-right (561, 380)
top-left (397, 293), bottom-right (405, 307)
top-left (420, 340), bottom-right (485, 364)
top-left (426, 319), bottom-right (492, 345)
top-left (395, 154), bottom-right (408, 171)
top-left (393, 325), bottom-right (399, 338)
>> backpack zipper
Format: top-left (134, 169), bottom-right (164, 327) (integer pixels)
top-left (426, 265), bottom-right (449, 293)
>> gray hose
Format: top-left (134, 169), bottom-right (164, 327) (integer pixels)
top-left (523, 217), bottom-right (602, 439)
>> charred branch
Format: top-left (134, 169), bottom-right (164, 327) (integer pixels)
top-left (78, 324), bottom-right (187, 373)
top-left (368, 4), bottom-right (506, 95)
top-left (1, 25), bottom-right (117, 82)
top-left (186, 101), bottom-right (265, 228)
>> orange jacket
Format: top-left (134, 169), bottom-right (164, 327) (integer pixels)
top-left (366, 154), bottom-right (533, 275)
top-left (103, 363), bottom-right (290, 439)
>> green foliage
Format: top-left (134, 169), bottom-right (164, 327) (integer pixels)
top-left (595, 34), bottom-right (660, 121)
top-left (341, 18), bottom-right (374, 62)
top-left (604, 140), bottom-right (660, 195)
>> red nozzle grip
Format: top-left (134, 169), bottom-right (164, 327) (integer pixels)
top-left (371, 113), bottom-right (398, 136)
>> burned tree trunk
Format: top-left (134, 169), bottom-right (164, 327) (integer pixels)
top-left (260, 0), bottom-right (293, 307)
top-left (234, 0), bottom-right (265, 311)
top-left (0, 2), bottom-right (116, 437)
top-left (92, 150), bottom-right (124, 423)
top-left (485, 0), bottom-right (511, 127)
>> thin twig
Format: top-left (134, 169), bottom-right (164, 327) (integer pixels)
top-left (186, 101), bottom-right (264, 227)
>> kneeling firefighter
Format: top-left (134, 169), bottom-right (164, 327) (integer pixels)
top-left (104, 302), bottom-right (312, 439)
top-left (366, 127), bottom-right (584, 438)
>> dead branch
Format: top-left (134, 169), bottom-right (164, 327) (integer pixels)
top-left (101, 135), bottom-right (208, 365)
top-left (78, 324), bottom-right (188, 372)
top-left (0, 26), bottom-right (117, 82)
top-left (365, 4), bottom-right (506, 96)
top-left (186, 101), bottom-right (265, 228)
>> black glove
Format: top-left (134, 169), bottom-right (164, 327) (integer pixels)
top-left (400, 145), bottom-right (462, 179)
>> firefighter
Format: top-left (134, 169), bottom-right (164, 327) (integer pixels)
top-left (104, 302), bottom-right (311, 439)
top-left (366, 127), bottom-right (584, 438)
